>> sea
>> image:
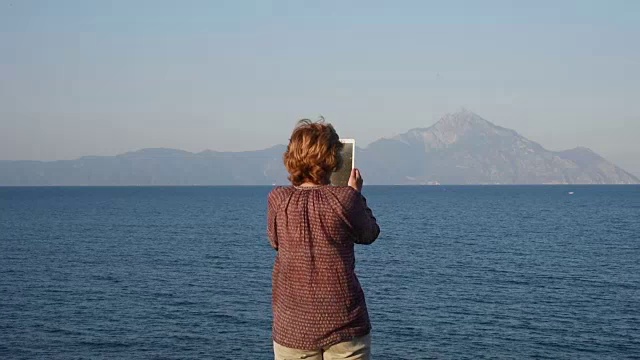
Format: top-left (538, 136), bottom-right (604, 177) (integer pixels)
top-left (1, 185), bottom-right (639, 359)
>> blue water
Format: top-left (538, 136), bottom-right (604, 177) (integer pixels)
top-left (1, 186), bottom-right (639, 359)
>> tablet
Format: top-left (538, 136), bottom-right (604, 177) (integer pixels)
top-left (330, 139), bottom-right (355, 186)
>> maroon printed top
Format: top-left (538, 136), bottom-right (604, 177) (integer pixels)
top-left (267, 185), bottom-right (380, 350)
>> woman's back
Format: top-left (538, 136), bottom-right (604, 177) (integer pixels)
top-left (267, 185), bottom-right (379, 350)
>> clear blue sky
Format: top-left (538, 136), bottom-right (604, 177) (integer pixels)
top-left (1, 0), bottom-right (639, 175)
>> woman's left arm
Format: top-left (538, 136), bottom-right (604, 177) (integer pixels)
top-left (267, 191), bottom-right (279, 250)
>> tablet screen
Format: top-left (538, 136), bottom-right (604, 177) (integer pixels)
top-left (330, 139), bottom-right (354, 186)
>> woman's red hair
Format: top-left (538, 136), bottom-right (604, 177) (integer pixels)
top-left (284, 119), bottom-right (344, 186)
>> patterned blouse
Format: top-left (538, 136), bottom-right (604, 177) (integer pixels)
top-left (267, 185), bottom-right (380, 350)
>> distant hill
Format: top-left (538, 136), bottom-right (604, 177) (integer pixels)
top-left (0, 146), bottom-right (289, 186)
top-left (1, 110), bottom-right (638, 185)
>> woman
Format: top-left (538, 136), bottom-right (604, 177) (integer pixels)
top-left (267, 119), bottom-right (380, 360)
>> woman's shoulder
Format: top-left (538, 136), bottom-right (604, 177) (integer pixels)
top-left (268, 186), bottom-right (294, 202)
top-left (322, 186), bottom-right (361, 203)
top-left (268, 185), bottom-right (359, 203)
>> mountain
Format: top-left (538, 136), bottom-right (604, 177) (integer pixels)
top-left (359, 110), bottom-right (639, 184)
top-left (0, 146), bottom-right (289, 186)
top-left (0, 110), bottom-right (637, 185)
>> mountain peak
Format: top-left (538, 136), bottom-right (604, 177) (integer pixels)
top-left (566, 146), bottom-right (596, 154)
top-left (435, 109), bottom-right (492, 128)
top-left (389, 109), bottom-right (505, 147)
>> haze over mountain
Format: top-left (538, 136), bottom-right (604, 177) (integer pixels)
top-left (1, 111), bottom-right (637, 186)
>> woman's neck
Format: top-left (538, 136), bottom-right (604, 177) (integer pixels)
top-left (298, 178), bottom-right (330, 187)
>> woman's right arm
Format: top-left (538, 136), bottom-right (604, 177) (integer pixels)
top-left (346, 190), bottom-right (380, 245)
top-left (345, 169), bottom-right (380, 244)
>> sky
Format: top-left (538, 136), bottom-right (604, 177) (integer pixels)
top-left (1, 0), bottom-right (639, 175)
